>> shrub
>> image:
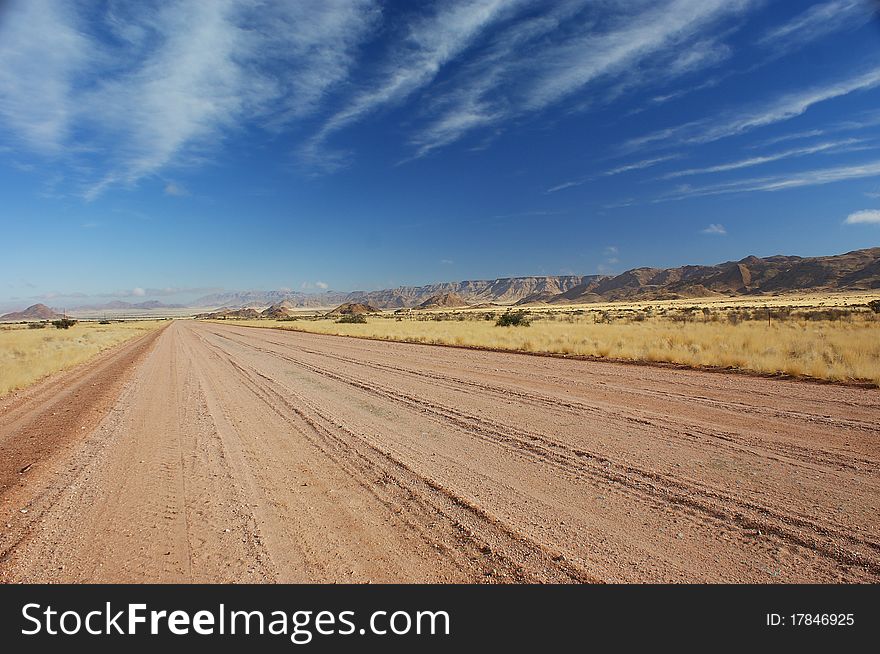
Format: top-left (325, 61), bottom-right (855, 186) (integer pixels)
top-left (28, 322), bottom-right (47, 329)
top-left (51, 318), bottom-right (77, 329)
top-left (496, 310), bottom-right (531, 327)
top-left (99, 320), bottom-right (112, 325)
top-left (336, 313), bottom-right (367, 324)
top-left (868, 299), bottom-right (880, 314)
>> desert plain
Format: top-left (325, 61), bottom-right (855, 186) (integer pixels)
top-left (0, 291), bottom-right (877, 583)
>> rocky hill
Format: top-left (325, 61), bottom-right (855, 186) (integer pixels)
top-left (416, 292), bottom-right (470, 309)
top-left (260, 301), bottom-right (297, 319)
top-left (326, 302), bottom-right (380, 316)
top-left (0, 303), bottom-right (62, 321)
top-left (194, 308), bottom-right (261, 319)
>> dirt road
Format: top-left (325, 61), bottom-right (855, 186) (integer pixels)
top-left (1, 320), bottom-right (877, 583)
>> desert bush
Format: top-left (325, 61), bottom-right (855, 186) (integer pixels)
top-left (52, 318), bottom-right (77, 329)
top-left (28, 322), bottom-right (47, 329)
top-left (496, 310), bottom-right (531, 327)
top-left (99, 320), bottom-right (112, 325)
top-left (773, 307), bottom-right (792, 321)
top-left (336, 313), bottom-right (367, 324)
top-left (231, 303), bottom-right (880, 384)
top-left (803, 308), bottom-right (848, 322)
top-left (868, 299), bottom-right (880, 314)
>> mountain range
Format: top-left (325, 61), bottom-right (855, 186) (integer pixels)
top-left (193, 275), bottom-right (596, 309)
top-left (4, 248), bottom-right (878, 320)
top-left (193, 248), bottom-right (880, 310)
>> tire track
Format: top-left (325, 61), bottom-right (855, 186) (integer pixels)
top-left (190, 327), bottom-right (598, 583)
top-left (231, 332), bottom-right (877, 473)
top-left (205, 325), bottom-right (880, 578)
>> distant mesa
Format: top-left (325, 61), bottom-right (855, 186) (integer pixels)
top-left (326, 302), bottom-right (379, 316)
top-left (190, 247), bottom-right (880, 315)
top-left (0, 303), bottom-right (62, 322)
top-left (416, 292), bottom-right (469, 309)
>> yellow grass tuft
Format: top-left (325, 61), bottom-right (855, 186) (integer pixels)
top-left (0, 321), bottom-right (161, 397)
top-left (226, 303), bottom-right (880, 385)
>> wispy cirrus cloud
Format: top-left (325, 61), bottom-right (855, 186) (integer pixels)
top-left (408, 0), bottom-right (756, 158)
top-left (748, 129), bottom-right (826, 149)
top-left (627, 66), bottom-right (880, 151)
top-left (757, 0), bottom-right (875, 53)
top-left (0, 0), bottom-right (92, 153)
top-left (2, 0), bottom-right (875, 194)
top-left (546, 154), bottom-right (679, 193)
top-left (519, 0), bottom-right (753, 113)
top-left (305, 0), bottom-right (523, 169)
top-left (660, 158), bottom-right (880, 201)
top-left (660, 138), bottom-right (861, 178)
top-left (0, 0), bottom-right (379, 197)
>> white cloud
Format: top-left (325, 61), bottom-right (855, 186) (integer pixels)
top-left (132, 287), bottom-right (146, 297)
top-left (666, 38), bottom-right (731, 76)
top-left (0, 0), bottom-right (379, 196)
top-left (701, 223), bottom-right (727, 235)
top-left (661, 158), bottom-right (880, 201)
top-left (748, 129), bottom-right (825, 149)
top-left (300, 281), bottom-right (330, 291)
top-left (546, 155), bottom-right (679, 193)
top-left (307, 0), bottom-right (521, 167)
top-left (4, 0), bottom-right (870, 187)
top-left (602, 155), bottom-right (681, 177)
top-left (0, 0), bottom-right (92, 153)
top-left (628, 66), bottom-right (880, 150)
top-left (408, 99), bottom-right (501, 159)
top-left (844, 209), bottom-right (880, 224)
top-left (545, 180), bottom-right (584, 194)
top-left (661, 139), bottom-right (860, 178)
top-left (410, 0), bottom-right (755, 157)
top-left (164, 182), bottom-right (188, 197)
top-left (757, 0), bottom-right (873, 52)
top-left (521, 0), bottom-right (752, 113)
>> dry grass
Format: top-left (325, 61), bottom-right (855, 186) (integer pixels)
top-left (225, 302), bottom-right (880, 385)
top-left (0, 321), bottom-right (161, 397)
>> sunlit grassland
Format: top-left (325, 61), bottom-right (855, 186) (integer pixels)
top-left (0, 321), bottom-right (162, 396)
top-left (222, 296), bottom-right (880, 385)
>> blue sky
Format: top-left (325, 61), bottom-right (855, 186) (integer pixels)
top-left (1, 0), bottom-right (880, 309)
